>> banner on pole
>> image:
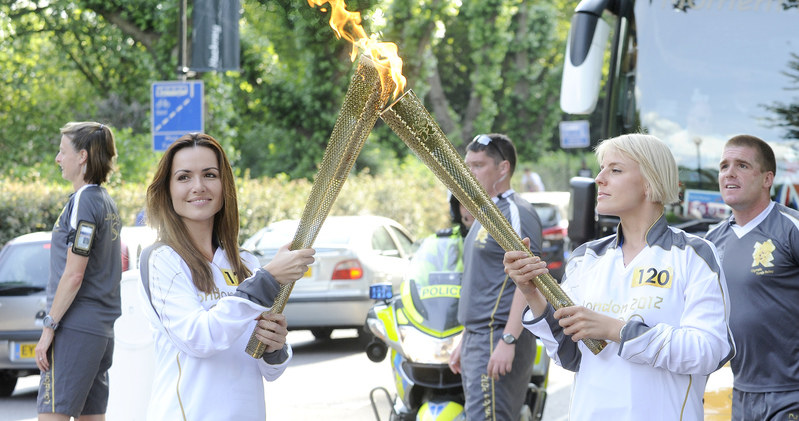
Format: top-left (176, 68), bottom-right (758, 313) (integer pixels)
top-left (191, 0), bottom-right (241, 72)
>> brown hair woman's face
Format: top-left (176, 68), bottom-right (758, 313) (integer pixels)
top-left (169, 146), bottom-right (223, 229)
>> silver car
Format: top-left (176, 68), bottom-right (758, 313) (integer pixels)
top-left (242, 215), bottom-right (416, 340)
top-left (0, 231), bottom-right (50, 396)
top-left (0, 227), bottom-right (156, 396)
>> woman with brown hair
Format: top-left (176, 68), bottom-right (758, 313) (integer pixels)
top-left (139, 133), bottom-right (314, 420)
top-left (36, 122), bottom-right (121, 421)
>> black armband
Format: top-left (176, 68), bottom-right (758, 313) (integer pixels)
top-left (72, 221), bottom-right (96, 256)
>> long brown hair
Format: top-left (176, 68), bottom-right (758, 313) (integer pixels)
top-left (146, 133), bottom-right (251, 293)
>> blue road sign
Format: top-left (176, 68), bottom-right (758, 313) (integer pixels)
top-left (151, 81), bottom-right (204, 151)
top-left (559, 120), bottom-right (590, 149)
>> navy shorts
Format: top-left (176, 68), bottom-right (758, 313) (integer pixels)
top-left (37, 327), bottom-right (114, 418)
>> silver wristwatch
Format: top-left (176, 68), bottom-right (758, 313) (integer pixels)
top-left (42, 314), bottom-right (59, 331)
top-left (501, 333), bottom-right (517, 345)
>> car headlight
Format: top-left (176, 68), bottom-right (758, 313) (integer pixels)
top-left (398, 325), bottom-right (462, 364)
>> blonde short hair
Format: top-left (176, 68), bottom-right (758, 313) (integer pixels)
top-left (595, 134), bottom-right (680, 205)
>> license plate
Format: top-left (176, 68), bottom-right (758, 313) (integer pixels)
top-left (11, 342), bottom-right (37, 361)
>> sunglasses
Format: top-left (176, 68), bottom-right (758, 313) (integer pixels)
top-left (473, 134), bottom-right (507, 162)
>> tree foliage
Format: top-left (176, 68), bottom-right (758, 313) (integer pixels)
top-left (0, 1), bottom-right (170, 177)
top-left (764, 52), bottom-right (799, 141)
top-left (0, 0), bottom-right (575, 181)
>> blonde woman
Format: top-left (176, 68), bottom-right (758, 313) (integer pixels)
top-left (504, 134), bottom-right (734, 420)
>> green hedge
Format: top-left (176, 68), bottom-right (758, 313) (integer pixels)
top-left (1, 151), bottom-right (595, 246)
top-left (1, 180), bottom-right (71, 243)
top-left (1, 159), bottom-right (451, 246)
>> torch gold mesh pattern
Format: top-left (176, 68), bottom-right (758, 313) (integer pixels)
top-left (380, 90), bottom-right (606, 355)
top-left (246, 56), bottom-right (395, 358)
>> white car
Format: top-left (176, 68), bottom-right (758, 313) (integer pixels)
top-left (0, 227), bottom-right (155, 396)
top-left (242, 215), bottom-right (416, 340)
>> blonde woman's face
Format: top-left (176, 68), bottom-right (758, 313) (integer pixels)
top-left (169, 146), bottom-right (223, 231)
top-left (594, 148), bottom-right (647, 218)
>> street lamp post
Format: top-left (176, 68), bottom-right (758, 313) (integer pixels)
top-left (694, 137), bottom-right (702, 189)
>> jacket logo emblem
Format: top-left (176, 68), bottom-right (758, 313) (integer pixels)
top-left (475, 227), bottom-right (489, 246)
top-left (221, 268), bottom-right (239, 286)
top-left (752, 239), bottom-right (775, 268)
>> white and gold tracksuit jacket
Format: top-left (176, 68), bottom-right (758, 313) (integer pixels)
top-left (523, 215), bottom-right (734, 420)
top-left (139, 244), bottom-right (291, 421)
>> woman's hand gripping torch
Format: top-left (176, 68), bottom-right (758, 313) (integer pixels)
top-left (245, 56), bottom-right (395, 358)
top-left (380, 90), bottom-right (606, 355)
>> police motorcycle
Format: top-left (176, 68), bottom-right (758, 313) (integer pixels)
top-left (363, 222), bottom-right (549, 421)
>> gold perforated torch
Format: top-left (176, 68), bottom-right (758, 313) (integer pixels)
top-left (380, 90), bottom-right (606, 355)
top-left (246, 0), bottom-right (405, 358)
top-left (245, 55), bottom-right (395, 358)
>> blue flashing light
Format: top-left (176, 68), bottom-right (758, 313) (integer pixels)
top-left (369, 283), bottom-right (393, 300)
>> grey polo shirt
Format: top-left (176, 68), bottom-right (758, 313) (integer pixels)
top-left (458, 190), bottom-right (543, 332)
top-left (48, 184), bottom-right (122, 337)
top-left (705, 201), bottom-right (799, 392)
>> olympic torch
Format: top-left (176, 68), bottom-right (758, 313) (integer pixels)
top-left (245, 55), bottom-right (395, 358)
top-left (380, 90), bottom-right (607, 355)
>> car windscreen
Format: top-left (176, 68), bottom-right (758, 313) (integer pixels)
top-left (403, 273), bottom-right (462, 333)
top-left (400, 235), bottom-right (464, 332)
top-left (633, 2), bottom-right (799, 171)
top-left (0, 241), bottom-right (50, 293)
top-left (250, 220), bottom-right (353, 250)
top-left (530, 203), bottom-right (559, 228)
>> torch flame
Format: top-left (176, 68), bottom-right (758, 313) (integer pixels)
top-left (308, 0), bottom-right (406, 98)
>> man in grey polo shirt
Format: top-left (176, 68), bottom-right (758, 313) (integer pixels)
top-left (705, 134), bottom-right (799, 420)
top-left (448, 133), bottom-right (543, 420)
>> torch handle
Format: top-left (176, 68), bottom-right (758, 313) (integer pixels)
top-left (244, 283), bottom-right (296, 358)
top-left (530, 272), bottom-right (607, 355)
top-left (244, 236), bottom-right (311, 358)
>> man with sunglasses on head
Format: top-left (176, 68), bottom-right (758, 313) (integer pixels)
top-left (448, 133), bottom-right (544, 420)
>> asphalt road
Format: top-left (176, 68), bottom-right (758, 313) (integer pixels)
top-left (0, 329), bottom-right (574, 421)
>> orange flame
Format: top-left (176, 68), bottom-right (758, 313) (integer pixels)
top-left (308, 0), bottom-right (406, 98)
